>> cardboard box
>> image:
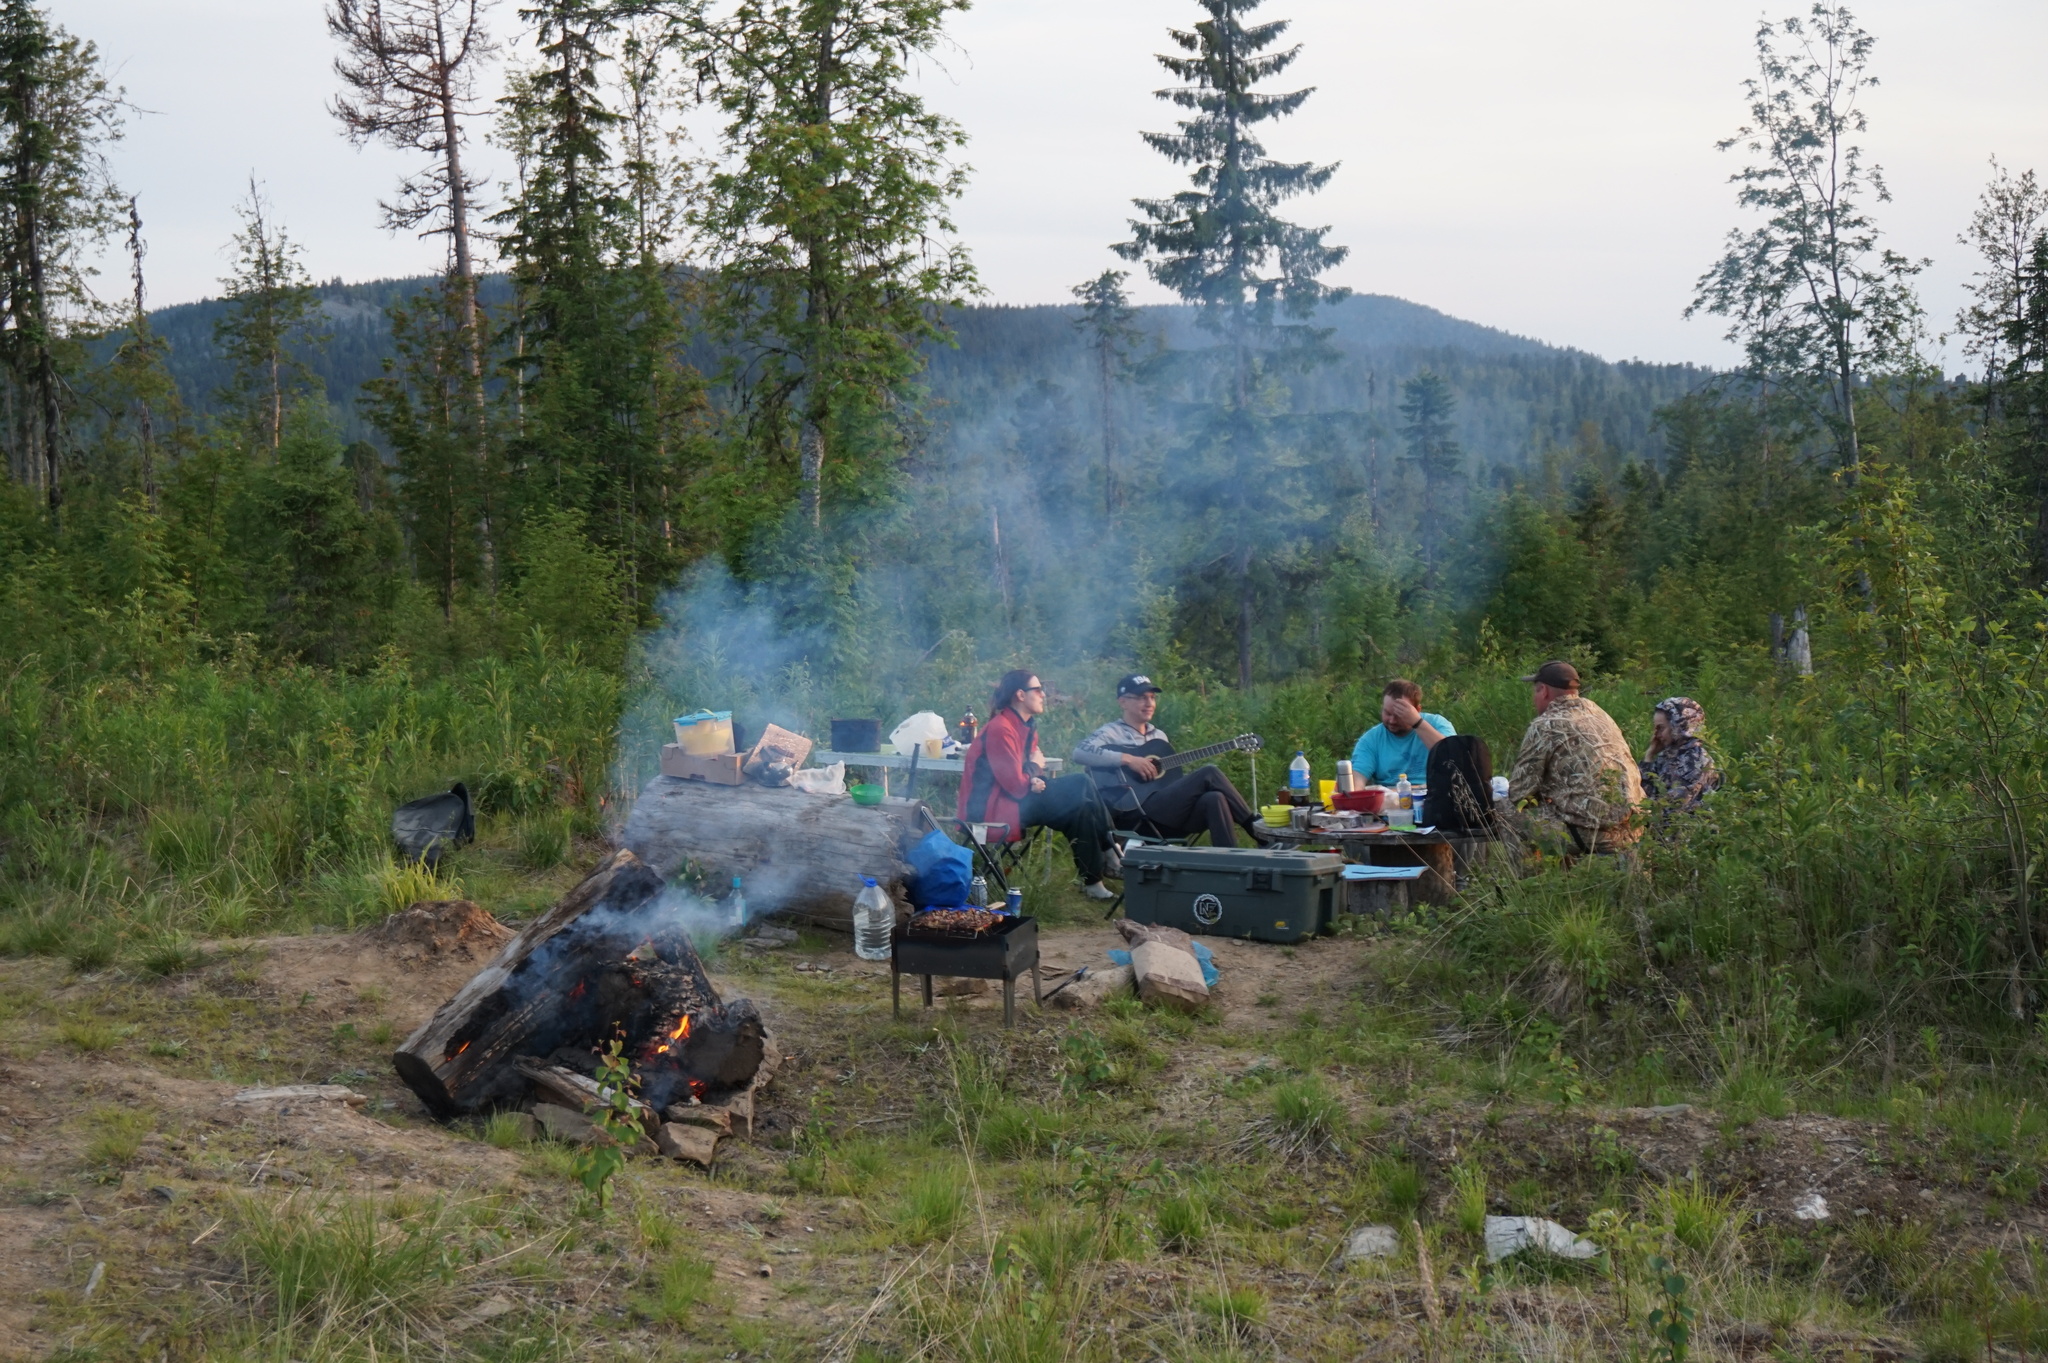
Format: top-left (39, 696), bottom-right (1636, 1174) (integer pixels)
top-left (660, 744), bottom-right (744, 785)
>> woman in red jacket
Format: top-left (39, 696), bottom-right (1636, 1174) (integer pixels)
top-left (959, 668), bottom-right (1116, 900)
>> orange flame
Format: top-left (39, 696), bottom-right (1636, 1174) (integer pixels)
top-left (669, 1014), bottom-right (692, 1042)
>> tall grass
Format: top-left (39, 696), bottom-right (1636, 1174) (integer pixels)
top-left (0, 640), bottom-right (617, 956)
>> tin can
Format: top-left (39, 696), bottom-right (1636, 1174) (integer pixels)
top-left (1004, 887), bottom-right (1023, 915)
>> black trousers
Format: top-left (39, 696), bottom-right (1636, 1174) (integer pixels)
top-left (1019, 774), bottom-right (1112, 882)
top-left (1111, 766), bottom-right (1254, 847)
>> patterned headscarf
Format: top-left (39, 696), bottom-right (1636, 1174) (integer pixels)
top-left (1654, 696), bottom-right (1705, 741)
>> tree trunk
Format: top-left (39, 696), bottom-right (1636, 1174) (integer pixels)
top-left (799, 416), bottom-right (826, 526)
top-left (438, 13), bottom-right (495, 593)
top-left (621, 776), bottom-right (920, 930)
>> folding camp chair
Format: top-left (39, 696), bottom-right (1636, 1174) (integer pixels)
top-left (956, 820), bottom-right (1045, 898)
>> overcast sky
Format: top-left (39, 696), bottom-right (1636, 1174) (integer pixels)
top-left (51, 0), bottom-right (2048, 368)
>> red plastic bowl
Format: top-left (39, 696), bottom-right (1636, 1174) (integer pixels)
top-left (1334, 788), bottom-right (1386, 814)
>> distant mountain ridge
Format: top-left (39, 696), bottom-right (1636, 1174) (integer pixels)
top-left (140, 275), bottom-right (1707, 467)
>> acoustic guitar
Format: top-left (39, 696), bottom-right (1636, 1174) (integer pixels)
top-left (1087, 732), bottom-right (1264, 791)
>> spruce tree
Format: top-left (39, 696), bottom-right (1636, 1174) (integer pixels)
top-left (1398, 372), bottom-right (1460, 587)
top-left (0, 0), bottom-right (123, 517)
top-left (663, 0), bottom-right (978, 527)
top-left (495, 0), bottom-right (696, 604)
top-left (1072, 269), bottom-right (1144, 517)
top-left (1114, 0), bottom-right (1348, 687)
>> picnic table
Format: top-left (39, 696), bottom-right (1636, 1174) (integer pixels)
top-left (1254, 819), bottom-right (1498, 911)
top-left (810, 749), bottom-right (1062, 799)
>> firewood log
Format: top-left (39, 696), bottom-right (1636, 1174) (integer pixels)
top-left (620, 776), bottom-right (922, 929)
top-left (391, 849), bottom-right (764, 1118)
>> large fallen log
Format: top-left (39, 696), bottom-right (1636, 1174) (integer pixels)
top-left (392, 849), bottom-right (764, 1118)
top-left (621, 776), bottom-right (922, 929)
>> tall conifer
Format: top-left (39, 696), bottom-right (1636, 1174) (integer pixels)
top-left (1115, 0), bottom-right (1347, 687)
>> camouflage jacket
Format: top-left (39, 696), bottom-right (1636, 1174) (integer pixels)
top-left (1508, 696), bottom-right (1644, 833)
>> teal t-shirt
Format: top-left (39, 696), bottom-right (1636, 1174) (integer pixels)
top-left (1349, 713), bottom-right (1455, 786)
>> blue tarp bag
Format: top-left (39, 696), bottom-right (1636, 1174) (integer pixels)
top-left (905, 829), bottom-right (974, 909)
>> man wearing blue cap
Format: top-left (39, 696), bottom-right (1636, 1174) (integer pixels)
top-left (1072, 674), bottom-right (1266, 849)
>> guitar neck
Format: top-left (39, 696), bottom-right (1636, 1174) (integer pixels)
top-left (1159, 737), bottom-right (1250, 771)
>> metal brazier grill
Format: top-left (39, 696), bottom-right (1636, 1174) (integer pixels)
top-left (891, 914), bottom-right (1040, 1026)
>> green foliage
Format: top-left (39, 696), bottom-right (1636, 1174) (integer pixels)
top-left (573, 1040), bottom-right (640, 1212)
top-left (675, 0), bottom-right (978, 523)
top-left (1644, 1256), bottom-right (1695, 1363)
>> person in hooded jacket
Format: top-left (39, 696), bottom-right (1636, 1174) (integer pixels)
top-left (1639, 696), bottom-right (1721, 813)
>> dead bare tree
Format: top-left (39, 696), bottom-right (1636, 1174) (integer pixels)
top-left (327, 0), bottom-right (499, 585)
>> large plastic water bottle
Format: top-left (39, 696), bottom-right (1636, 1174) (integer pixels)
top-left (853, 877), bottom-right (894, 961)
top-left (1288, 751), bottom-right (1311, 799)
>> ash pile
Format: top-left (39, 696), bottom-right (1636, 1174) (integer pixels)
top-left (392, 849), bottom-right (776, 1166)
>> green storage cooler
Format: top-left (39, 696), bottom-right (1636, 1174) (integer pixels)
top-left (1120, 845), bottom-right (1343, 943)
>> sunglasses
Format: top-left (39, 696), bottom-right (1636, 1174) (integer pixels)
top-left (1020, 685), bottom-right (1045, 694)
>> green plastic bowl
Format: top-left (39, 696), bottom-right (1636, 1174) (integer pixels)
top-left (849, 783), bottom-right (884, 806)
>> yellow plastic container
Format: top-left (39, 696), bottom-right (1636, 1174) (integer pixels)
top-left (1319, 779), bottom-right (1337, 810)
top-left (673, 710), bottom-right (735, 756)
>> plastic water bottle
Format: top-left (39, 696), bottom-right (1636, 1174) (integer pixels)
top-left (1394, 773), bottom-right (1412, 809)
top-left (968, 875), bottom-right (988, 908)
top-left (726, 875), bottom-right (747, 933)
top-left (1289, 752), bottom-right (1311, 801)
top-left (853, 877), bottom-right (894, 961)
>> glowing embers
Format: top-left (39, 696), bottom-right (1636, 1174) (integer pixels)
top-left (650, 1011), bottom-right (694, 1057)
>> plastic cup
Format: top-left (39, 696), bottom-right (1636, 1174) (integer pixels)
top-left (1319, 779), bottom-right (1337, 810)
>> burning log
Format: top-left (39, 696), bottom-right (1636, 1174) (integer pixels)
top-left (622, 775), bottom-right (922, 930)
top-left (392, 849), bottom-right (767, 1119)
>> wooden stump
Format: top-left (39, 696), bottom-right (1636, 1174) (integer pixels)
top-left (391, 849), bottom-right (764, 1118)
top-left (621, 776), bottom-right (924, 930)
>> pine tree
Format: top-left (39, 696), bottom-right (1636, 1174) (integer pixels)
top-left (495, 0), bottom-right (698, 603)
top-left (328, 0), bottom-right (501, 583)
top-left (1399, 371), bottom-right (1460, 587)
top-left (666, 0), bottom-right (978, 527)
top-left (0, 0), bottom-right (123, 517)
top-left (1071, 269), bottom-right (1144, 517)
top-left (1688, 2), bottom-right (1924, 472)
top-left (1114, 0), bottom-right (1348, 688)
top-left (215, 180), bottom-right (325, 454)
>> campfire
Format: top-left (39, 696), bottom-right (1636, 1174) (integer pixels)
top-left (393, 851), bottom-right (772, 1160)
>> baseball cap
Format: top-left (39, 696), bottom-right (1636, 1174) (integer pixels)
top-left (1521, 660), bottom-right (1581, 689)
top-left (1116, 673), bottom-right (1163, 698)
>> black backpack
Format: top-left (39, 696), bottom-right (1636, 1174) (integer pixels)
top-left (391, 782), bottom-right (475, 866)
top-left (1425, 736), bottom-right (1496, 834)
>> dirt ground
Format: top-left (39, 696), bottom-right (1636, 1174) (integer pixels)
top-left (0, 905), bottom-right (2035, 1360)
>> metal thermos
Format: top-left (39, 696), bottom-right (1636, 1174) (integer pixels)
top-left (968, 875), bottom-right (988, 907)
